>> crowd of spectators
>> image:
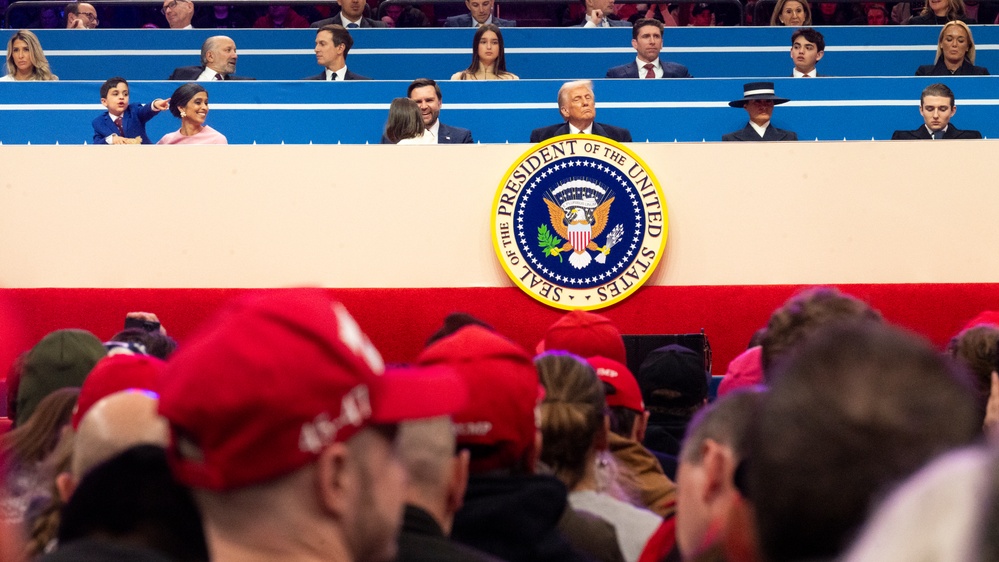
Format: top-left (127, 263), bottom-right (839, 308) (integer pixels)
top-left (2, 286), bottom-right (999, 562)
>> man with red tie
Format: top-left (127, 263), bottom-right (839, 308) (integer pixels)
top-left (606, 19), bottom-right (692, 79)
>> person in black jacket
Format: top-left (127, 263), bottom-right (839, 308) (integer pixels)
top-left (915, 20), bottom-right (989, 75)
top-left (891, 82), bottom-right (982, 140)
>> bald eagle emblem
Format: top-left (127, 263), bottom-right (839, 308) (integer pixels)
top-left (540, 179), bottom-right (623, 270)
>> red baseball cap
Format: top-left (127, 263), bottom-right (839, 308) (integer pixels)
top-left (538, 310), bottom-right (627, 364)
top-left (71, 354), bottom-right (164, 429)
top-left (158, 289), bottom-right (467, 491)
top-left (417, 325), bottom-right (541, 474)
top-left (962, 311), bottom-right (999, 332)
top-left (717, 346), bottom-right (764, 398)
top-left (588, 356), bottom-right (644, 413)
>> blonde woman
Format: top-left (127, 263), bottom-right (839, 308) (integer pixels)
top-left (915, 21), bottom-right (988, 74)
top-left (450, 24), bottom-right (518, 80)
top-left (1, 30), bottom-right (57, 81)
top-left (907, 0), bottom-right (973, 24)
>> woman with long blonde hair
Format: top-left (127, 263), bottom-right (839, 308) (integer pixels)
top-left (1, 30), bottom-right (57, 81)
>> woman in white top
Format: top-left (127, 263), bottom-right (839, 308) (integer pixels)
top-left (384, 97), bottom-right (431, 144)
top-left (450, 24), bottom-right (518, 80)
top-left (1, 30), bottom-right (57, 81)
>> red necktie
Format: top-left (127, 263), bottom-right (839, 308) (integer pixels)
top-left (643, 63), bottom-right (655, 79)
top-left (214, 73), bottom-right (223, 80)
top-left (114, 116), bottom-right (124, 136)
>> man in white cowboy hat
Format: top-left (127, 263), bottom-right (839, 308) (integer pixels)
top-left (721, 81), bottom-right (798, 142)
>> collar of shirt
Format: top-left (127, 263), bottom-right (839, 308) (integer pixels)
top-left (749, 120), bottom-right (770, 138)
top-left (569, 123), bottom-right (593, 135)
top-left (792, 68), bottom-right (816, 77)
top-left (197, 67), bottom-right (222, 81)
top-left (475, 15), bottom-right (493, 26)
top-left (925, 124), bottom-right (949, 137)
top-left (107, 109), bottom-right (125, 120)
top-left (636, 56), bottom-right (662, 78)
top-left (325, 66), bottom-right (347, 80)
top-left (426, 120), bottom-right (440, 143)
top-left (340, 13), bottom-right (362, 26)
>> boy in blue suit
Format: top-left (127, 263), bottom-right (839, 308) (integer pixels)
top-left (92, 77), bottom-right (169, 145)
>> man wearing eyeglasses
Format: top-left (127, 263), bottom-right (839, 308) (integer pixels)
top-left (66, 1), bottom-right (99, 28)
top-left (161, 0), bottom-right (194, 29)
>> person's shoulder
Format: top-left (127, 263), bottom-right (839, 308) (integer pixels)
top-left (891, 128), bottom-right (919, 140)
top-left (440, 123), bottom-right (473, 143)
top-left (450, 70), bottom-right (467, 80)
top-left (951, 126), bottom-right (983, 139)
top-left (970, 64), bottom-right (990, 75)
top-left (304, 72), bottom-right (325, 80)
top-left (606, 62), bottom-right (635, 78)
top-left (227, 74), bottom-right (255, 81)
top-left (169, 66), bottom-right (201, 80)
top-left (364, 16), bottom-right (389, 27)
top-left (444, 14), bottom-right (471, 26)
top-left (661, 60), bottom-right (692, 78)
top-left (493, 16), bottom-right (517, 26)
top-left (594, 122), bottom-right (632, 142)
top-left (608, 18), bottom-right (631, 26)
top-left (345, 70), bottom-right (372, 80)
top-left (502, 72), bottom-right (519, 80)
top-left (915, 64), bottom-right (936, 76)
top-left (311, 16), bottom-right (336, 28)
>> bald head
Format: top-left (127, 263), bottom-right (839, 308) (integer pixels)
top-left (397, 416), bottom-right (468, 535)
top-left (201, 35), bottom-right (238, 75)
top-left (72, 391), bottom-right (168, 479)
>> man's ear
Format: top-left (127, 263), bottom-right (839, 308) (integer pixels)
top-left (559, 105), bottom-right (570, 119)
top-left (446, 450), bottom-right (470, 516)
top-left (55, 472), bottom-right (75, 503)
top-left (815, 50), bottom-right (824, 61)
top-left (952, 104), bottom-right (958, 116)
top-left (315, 442), bottom-right (352, 518)
top-left (699, 439), bottom-right (734, 504)
top-left (633, 410), bottom-right (650, 443)
top-left (631, 38), bottom-right (639, 51)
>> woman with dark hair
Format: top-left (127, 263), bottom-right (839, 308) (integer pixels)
top-left (1, 30), bottom-right (57, 81)
top-left (450, 24), bottom-right (518, 80)
top-left (384, 98), bottom-right (428, 144)
top-left (915, 21), bottom-right (989, 74)
top-left (906, 0), bottom-right (974, 24)
top-left (156, 83), bottom-right (228, 145)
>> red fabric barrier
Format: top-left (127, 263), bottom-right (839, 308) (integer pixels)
top-left (1, 284), bottom-right (996, 374)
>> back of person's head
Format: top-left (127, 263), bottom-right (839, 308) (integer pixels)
top-left (57, 444), bottom-right (209, 562)
top-left (72, 391), bottom-right (169, 479)
top-left (425, 313), bottom-right (493, 347)
top-left (749, 321), bottom-right (980, 562)
top-left (947, 324), bottom-right (999, 421)
top-left (588, 356), bottom-right (644, 439)
top-left (17, 329), bottom-right (104, 426)
top-left (921, 82), bottom-right (956, 107)
top-left (680, 388), bottom-right (763, 466)
top-left (539, 309), bottom-right (626, 364)
top-left (535, 352), bottom-right (605, 489)
top-left (385, 97), bottom-right (424, 143)
top-left (109, 328), bottom-right (178, 360)
top-left (760, 287), bottom-right (881, 380)
top-left (638, 344), bottom-right (707, 420)
top-left (418, 325), bottom-right (540, 475)
top-left (168, 83), bottom-right (206, 118)
top-left (1, 387), bottom-right (78, 466)
top-left (791, 27), bottom-right (824, 52)
top-left (71, 354), bottom-right (165, 430)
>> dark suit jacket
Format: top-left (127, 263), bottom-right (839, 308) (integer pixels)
top-left (443, 13), bottom-right (516, 26)
top-left (606, 58), bottom-right (692, 78)
top-left (379, 122), bottom-right (474, 144)
top-left (304, 68), bottom-right (372, 80)
top-left (168, 66), bottom-right (255, 80)
top-left (891, 124), bottom-right (982, 140)
top-left (721, 123), bottom-right (798, 141)
top-left (311, 15), bottom-right (387, 28)
top-left (530, 122), bottom-right (632, 143)
top-left (92, 103), bottom-right (159, 144)
top-left (915, 59), bottom-right (990, 76)
top-left (398, 505), bottom-right (501, 562)
top-left (574, 16), bottom-right (631, 26)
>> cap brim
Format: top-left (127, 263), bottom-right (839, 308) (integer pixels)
top-left (371, 365), bottom-right (468, 423)
top-left (730, 97), bottom-right (790, 108)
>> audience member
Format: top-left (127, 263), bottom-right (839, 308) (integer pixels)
top-left (790, 27), bottom-right (824, 77)
top-left (385, 79), bottom-right (473, 144)
top-left (715, 346), bottom-right (763, 398)
top-left (307, 25), bottom-right (371, 80)
top-left (194, 5), bottom-right (252, 28)
top-left (689, 3), bottom-right (713, 25)
top-left (606, 19), bottom-right (691, 79)
top-left (16, 329), bottom-right (104, 427)
top-left (161, 0), bottom-right (194, 29)
top-left (35, 8), bottom-right (62, 29)
top-left (157, 289), bottom-right (466, 562)
top-left (108, 328), bottom-right (178, 360)
top-left (915, 21), bottom-right (988, 75)
top-left (169, 35), bottom-right (251, 80)
top-left (92, 77), bottom-right (169, 145)
top-left (395, 417), bottom-right (498, 562)
top-left (254, 5), bottom-right (310, 28)
top-left (636, 344), bottom-right (707, 457)
top-left (906, 0), bottom-right (974, 23)
top-left (65, 2), bottom-right (98, 28)
top-left (864, 3), bottom-right (890, 23)
top-left (417, 325), bottom-right (593, 562)
top-left (722, 82), bottom-right (797, 142)
top-left (444, 0), bottom-right (516, 27)
top-left (589, 355), bottom-right (677, 516)
top-left (451, 24), bottom-right (518, 80)
top-left (377, 2), bottom-right (430, 27)
top-left (675, 389), bottom-right (763, 560)
top-left (312, 0), bottom-right (388, 28)
top-left (891, 83), bottom-right (982, 140)
top-left (385, 98), bottom-right (430, 144)
top-left (770, 0), bottom-right (811, 25)
top-left (157, 83), bottom-right (228, 145)
top-left (947, 324), bottom-right (999, 422)
top-left (812, 1), bottom-right (851, 23)
top-left (21, 426), bottom-right (74, 557)
top-left (749, 321), bottom-right (980, 562)
top-left (760, 287), bottom-right (880, 379)
top-left (538, 310), bottom-right (627, 364)
top-left (530, 80), bottom-right (632, 143)
top-left (44, 445), bottom-right (208, 562)
top-left (70, 354), bottom-right (163, 432)
top-left (537, 352), bottom-right (673, 562)
top-left (579, 0), bottom-right (631, 26)
top-left (425, 313), bottom-right (492, 345)
top-left (1, 30), bottom-right (58, 82)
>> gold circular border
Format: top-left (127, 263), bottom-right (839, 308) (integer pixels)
top-left (491, 134), bottom-right (669, 311)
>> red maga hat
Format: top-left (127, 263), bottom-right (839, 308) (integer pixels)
top-left (589, 355), bottom-right (644, 413)
top-left (538, 310), bottom-right (626, 364)
top-left (72, 354), bottom-right (164, 430)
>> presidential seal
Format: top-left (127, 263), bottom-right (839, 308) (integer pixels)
top-left (492, 134), bottom-right (668, 310)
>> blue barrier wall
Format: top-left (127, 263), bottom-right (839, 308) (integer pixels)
top-left (1, 77), bottom-right (995, 144)
top-left (16, 26), bottom-right (998, 81)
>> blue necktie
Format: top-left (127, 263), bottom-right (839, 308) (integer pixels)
top-left (346, 22), bottom-right (359, 28)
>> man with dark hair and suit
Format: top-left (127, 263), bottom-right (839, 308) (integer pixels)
top-left (168, 35), bottom-right (253, 80)
top-left (891, 83), bottom-right (982, 140)
top-left (530, 80), bottom-right (632, 143)
top-left (578, 0), bottom-right (630, 27)
top-left (791, 27), bottom-right (824, 77)
top-left (311, 0), bottom-right (388, 28)
top-left (381, 79), bottom-right (472, 143)
top-left (722, 81), bottom-right (797, 142)
top-left (606, 19), bottom-right (691, 79)
top-left (306, 25), bottom-right (371, 80)
top-left (444, 0), bottom-right (515, 27)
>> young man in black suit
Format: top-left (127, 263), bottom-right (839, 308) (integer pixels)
top-left (891, 83), bottom-right (982, 140)
top-left (305, 25), bottom-right (371, 80)
top-left (443, 0), bottom-right (516, 27)
top-left (722, 82), bottom-right (797, 142)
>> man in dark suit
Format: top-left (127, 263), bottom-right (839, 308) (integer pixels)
top-left (381, 79), bottom-right (472, 143)
top-left (305, 25), bottom-right (371, 80)
top-left (168, 35), bottom-right (254, 80)
top-left (722, 82), bottom-right (798, 142)
top-left (311, 0), bottom-right (388, 28)
top-left (891, 83), bottom-right (982, 140)
top-left (443, 0), bottom-right (515, 27)
top-left (606, 19), bottom-right (692, 79)
top-left (577, 0), bottom-right (630, 26)
top-left (791, 28), bottom-right (824, 77)
top-left (530, 80), bottom-right (632, 143)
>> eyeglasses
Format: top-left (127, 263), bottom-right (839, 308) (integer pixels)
top-left (79, 11), bottom-right (98, 23)
top-left (161, 0), bottom-right (190, 14)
